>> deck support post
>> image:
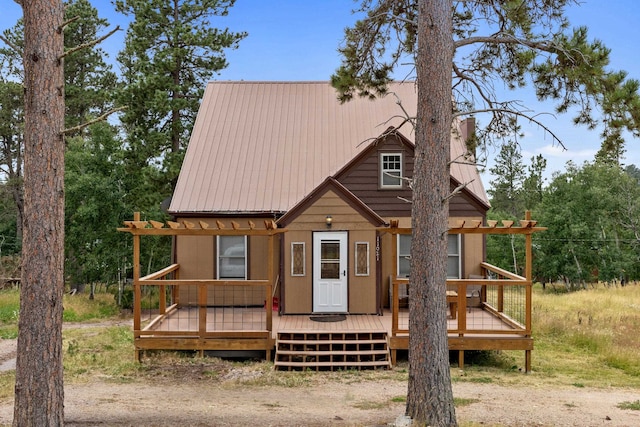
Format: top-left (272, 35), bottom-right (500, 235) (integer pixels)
top-left (525, 350), bottom-right (531, 373)
top-left (458, 350), bottom-right (464, 369)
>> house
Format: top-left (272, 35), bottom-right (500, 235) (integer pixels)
top-left (168, 81), bottom-right (488, 314)
top-left (120, 81), bottom-right (543, 371)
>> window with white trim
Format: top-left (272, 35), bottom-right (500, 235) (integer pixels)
top-left (380, 153), bottom-right (402, 188)
top-left (217, 235), bottom-right (247, 279)
top-left (447, 234), bottom-right (461, 279)
top-left (396, 234), bottom-right (461, 279)
top-left (397, 234), bottom-right (411, 277)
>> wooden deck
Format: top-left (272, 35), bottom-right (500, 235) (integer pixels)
top-left (138, 305), bottom-right (532, 368)
top-left (142, 306), bottom-right (524, 338)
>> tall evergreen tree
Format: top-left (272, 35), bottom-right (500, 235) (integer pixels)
top-left (332, 1), bottom-right (640, 424)
top-left (488, 141), bottom-right (526, 217)
top-left (115, 0), bottom-right (246, 209)
top-left (63, 0), bottom-right (118, 133)
top-left (13, 0), bottom-right (66, 424)
top-left (0, 80), bottom-right (24, 250)
top-left (0, 0), bottom-right (119, 253)
top-left (523, 153), bottom-right (547, 211)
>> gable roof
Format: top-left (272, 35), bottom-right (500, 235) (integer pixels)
top-left (277, 177), bottom-right (387, 227)
top-left (169, 81), bottom-right (489, 215)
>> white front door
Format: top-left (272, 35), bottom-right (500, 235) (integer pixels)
top-left (313, 231), bottom-right (348, 313)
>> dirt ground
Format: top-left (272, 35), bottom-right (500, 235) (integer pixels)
top-left (1, 336), bottom-right (639, 427)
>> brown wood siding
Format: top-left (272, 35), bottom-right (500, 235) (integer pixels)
top-left (338, 135), bottom-right (487, 219)
top-left (449, 184), bottom-right (488, 218)
top-left (282, 230), bottom-right (312, 314)
top-left (348, 230), bottom-right (377, 314)
top-left (337, 136), bottom-right (414, 217)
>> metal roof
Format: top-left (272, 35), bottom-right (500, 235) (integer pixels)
top-left (169, 81), bottom-right (489, 215)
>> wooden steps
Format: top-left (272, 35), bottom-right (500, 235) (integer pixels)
top-left (274, 331), bottom-right (391, 371)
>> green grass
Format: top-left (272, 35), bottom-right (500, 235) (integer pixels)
top-left (454, 397), bottom-right (480, 407)
top-left (0, 290), bottom-right (20, 339)
top-left (63, 325), bottom-right (139, 381)
top-left (1, 283), bottom-right (640, 398)
top-left (618, 400), bottom-right (640, 410)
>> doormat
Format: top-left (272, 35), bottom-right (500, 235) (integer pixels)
top-left (309, 314), bottom-right (346, 322)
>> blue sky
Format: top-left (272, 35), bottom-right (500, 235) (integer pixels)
top-left (2, 0), bottom-right (640, 182)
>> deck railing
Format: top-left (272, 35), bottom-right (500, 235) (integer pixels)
top-left (118, 213), bottom-right (285, 360)
top-left (134, 263), bottom-right (274, 338)
top-left (390, 262), bottom-right (531, 337)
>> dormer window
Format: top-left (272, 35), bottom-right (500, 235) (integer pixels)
top-left (380, 152), bottom-right (402, 188)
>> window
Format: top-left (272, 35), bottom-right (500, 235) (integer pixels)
top-left (355, 242), bottom-right (369, 276)
top-left (380, 153), bottom-right (402, 188)
top-left (397, 234), bottom-right (411, 277)
top-left (217, 235), bottom-right (247, 279)
top-left (447, 234), bottom-right (461, 279)
top-left (291, 242), bottom-right (305, 276)
top-left (396, 234), bottom-right (461, 279)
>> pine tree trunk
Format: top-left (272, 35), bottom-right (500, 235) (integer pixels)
top-left (13, 1), bottom-right (66, 425)
top-left (406, 0), bottom-right (457, 425)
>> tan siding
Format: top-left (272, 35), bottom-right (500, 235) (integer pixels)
top-left (175, 217), bottom-right (276, 307)
top-left (175, 234), bottom-right (214, 306)
top-left (283, 191), bottom-right (378, 314)
top-left (348, 230), bottom-right (377, 313)
top-left (282, 230), bottom-right (312, 313)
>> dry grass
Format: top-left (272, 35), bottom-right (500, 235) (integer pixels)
top-left (532, 283), bottom-right (640, 384)
top-left (455, 283), bottom-right (640, 388)
top-left (1, 284), bottom-right (640, 401)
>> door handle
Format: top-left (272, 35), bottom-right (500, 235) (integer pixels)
top-left (343, 270), bottom-right (346, 276)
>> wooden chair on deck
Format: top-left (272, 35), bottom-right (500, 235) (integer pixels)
top-left (466, 274), bottom-right (485, 312)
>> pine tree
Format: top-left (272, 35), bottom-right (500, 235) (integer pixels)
top-left (63, 0), bottom-right (118, 133)
top-left (332, 1), bottom-right (640, 424)
top-left (115, 0), bottom-right (246, 209)
top-left (13, 0), bottom-right (66, 424)
top-left (488, 141), bottom-right (526, 217)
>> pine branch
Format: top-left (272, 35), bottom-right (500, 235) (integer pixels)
top-left (59, 25), bottom-right (120, 60)
top-left (60, 106), bottom-right (126, 136)
top-left (442, 180), bottom-right (474, 205)
top-left (0, 34), bottom-right (22, 56)
top-left (453, 107), bottom-right (566, 150)
top-left (59, 16), bottom-right (80, 32)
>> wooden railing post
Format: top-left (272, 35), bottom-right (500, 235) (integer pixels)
top-left (159, 284), bottom-right (166, 315)
top-left (266, 234), bottom-right (274, 333)
top-left (133, 212), bottom-right (141, 332)
top-left (457, 280), bottom-right (466, 335)
top-left (392, 280), bottom-right (399, 335)
top-left (525, 211), bottom-right (533, 335)
top-left (198, 282), bottom-right (207, 353)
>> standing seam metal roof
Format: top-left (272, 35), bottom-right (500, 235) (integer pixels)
top-left (169, 81), bottom-right (488, 214)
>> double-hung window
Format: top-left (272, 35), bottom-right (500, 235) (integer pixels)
top-left (447, 234), bottom-right (461, 279)
top-left (217, 235), bottom-right (247, 279)
top-left (380, 153), bottom-right (403, 188)
top-left (396, 234), bottom-right (461, 279)
top-left (397, 234), bottom-right (411, 277)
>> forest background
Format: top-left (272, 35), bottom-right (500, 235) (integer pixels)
top-left (1, 0), bottom-right (640, 294)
